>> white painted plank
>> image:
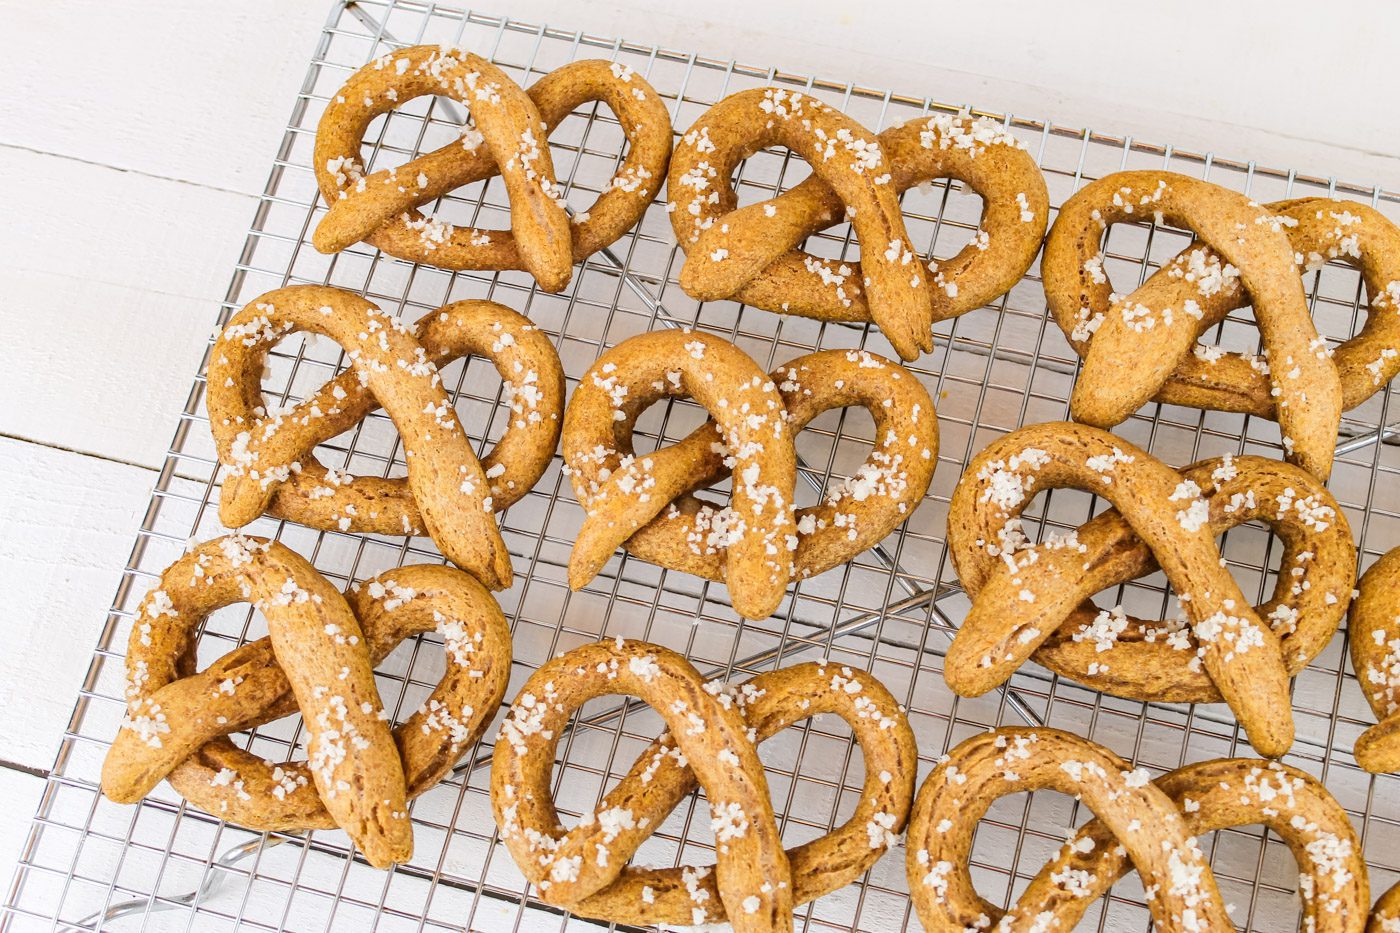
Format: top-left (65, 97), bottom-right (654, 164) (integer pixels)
top-left (1, 0), bottom-right (328, 195)
top-left (494, 0), bottom-right (1400, 184)
top-left (0, 147), bottom-right (246, 468)
top-left (0, 767), bottom-right (45, 895)
top-left (0, 438), bottom-right (152, 772)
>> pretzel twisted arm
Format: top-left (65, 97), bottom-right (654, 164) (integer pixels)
top-left (563, 330), bottom-right (796, 619)
top-left (101, 539), bottom-right (511, 869)
top-left (906, 727), bottom-right (1231, 931)
top-left (1350, 547), bottom-right (1400, 773)
top-left (491, 640), bottom-right (793, 931)
top-left (101, 536), bottom-right (412, 867)
top-left (207, 285), bottom-right (513, 589)
top-left (668, 87), bottom-right (933, 360)
top-left (315, 50), bottom-right (670, 284)
top-left (313, 47), bottom-right (573, 290)
top-left (1043, 172), bottom-right (1344, 477)
top-left (947, 422), bottom-right (1293, 756)
top-left (237, 298), bottom-right (563, 535)
top-left (1021, 758), bottom-right (1367, 932)
top-left (950, 450), bottom-right (1352, 705)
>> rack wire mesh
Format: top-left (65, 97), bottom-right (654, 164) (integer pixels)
top-left (6, 1), bottom-right (1400, 930)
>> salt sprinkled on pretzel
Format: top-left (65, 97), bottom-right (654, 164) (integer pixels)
top-left (208, 285), bottom-right (565, 591)
top-left (1043, 171), bottom-right (1397, 479)
top-left (490, 639), bottom-right (915, 930)
top-left (1348, 547), bottom-right (1400, 774)
top-left (314, 46), bottom-right (671, 290)
top-left (906, 727), bottom-right (1367, 931)
top-left (668, 91), bottom-right (1047, 361)
top-left (946, 422), bottom-right (1355, 758)
top-left (561, 330), bottom-right (937, 620)
top-left (101, 536), bottom-right (511, 870)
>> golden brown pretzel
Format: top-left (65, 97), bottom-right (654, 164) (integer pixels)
top-left (946, 422), bottom-right (1355, 757)
top-left (1369, 883), bottom-right (1400, 932)
top-left (1043, 172), bottom-right (1369, 478)
top-left (562, 330), bottom-right (938, 620)
top-left (906, 728), bottom-right (1367, 932)
top-left (1349, 547), bottom-right (1400, 773)
top-left (208, 285), bottom-right (565, 591)
top-left (100, 535), bottom-right (511, 869)
top-left (313, 46), bottom-right (671, 290)
top-left (490, 640), bottom-right (916, 931)
top-left (668, 93), bottom-right (1048, 362)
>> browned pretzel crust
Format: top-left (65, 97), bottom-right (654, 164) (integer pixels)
top-left (100, 535), bottom-right (511, 869)
top-left (1349, 547), bottom-right (1400, 773)
top-left (490, 640), bottom-right (915, 931)
top-left (906, 728), bottom-right (1366, 931)
top-left (1044, 172), bottom-right (1367, 478)
top-left (947, 422), bottom-right (1355, 757)
top-left (562, 330), bottom-right (938, 620)
top-left (668, 92), bottom-right (1048, 362)
top-left (208, 285), bottom-right (566, 591)
top-left (1369, 882), bottom-right (1400, 932)
top-left (314, 46), bottom-right (671, 289)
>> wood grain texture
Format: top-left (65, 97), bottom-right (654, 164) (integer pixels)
top-left (0, 0), bottom-right (325, 194)
top-left (0, 147), bottom-right (249, 468)
top-left (0, 437), bottom-right (151, 772)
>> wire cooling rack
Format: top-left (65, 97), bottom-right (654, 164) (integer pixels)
top-left (7, 2), bottom-right (1400, 930)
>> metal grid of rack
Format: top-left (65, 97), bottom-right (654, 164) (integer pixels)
top-left (5, 1), bottom-right (1400, 929)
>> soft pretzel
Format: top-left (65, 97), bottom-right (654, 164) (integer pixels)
top-left (1043, 172), bottom-right (1386, 479)
top-left (490, 639), bottom-right (915, 931)
top-left (562, 330), bottom-right (938, 619)
top-left (669, 92), bottom-right (1048, 362)
top-left (1370, 883), bottom-right (1400, 932)
top-left (101, 535), bottom-right (511, 869)
top-left (946, 422), bottom-right (1356, 757)
top-left (208, 285), bottom-right (565, 591)
top-left (906, 727), bottom-right (1367, 931)
top-left (1349, 547), bottom-right (1400, 773)
top-left (313, 46), bottom-right (671, 290)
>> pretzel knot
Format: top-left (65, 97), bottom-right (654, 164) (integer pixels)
top-left (208, 285), bottom-right (565, 591)
top-left (1349, 547), bottom-right (1400, 773)
top-left (562, 330), bottom-right (938, 620)
top-left (946, 422), bottom-right (1356, 758)
top-left (906, 728), bottom-right (1367, 932)
top-left (1042, 171), bottom-right (1398, 479)
top-left (490, 640), bottom-right (916, 931)
top-left (668, 91), bottom-right (1048, 362)
top-left (100, 535), bottom-right (511, 869)
top-left (312, 45), bottom-right (671, 291)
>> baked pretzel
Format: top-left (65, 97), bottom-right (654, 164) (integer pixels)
top-left (208, 285), bottom-right (565, 591)
top-left (907, 727), bottom-right (1367, 932)
top-left (313, 46), bottom-right (671, 291)
top-left (562, 330), bottom-right (938, 620)
top-left (1349, 547), bottom-right (1400, 773)
top-left (1370, 883), bottom-right (1400, 933)
top-left (100, 535), bottom-right (511, 869)
top-left (1043, 172), bottom-right (1392, 479)
top-left (490, 640), bottom-right (915, 931)
top-left (669, 92), bottom-right (1048, 362)
top-left (946, 422), bottom-right (1356, 758)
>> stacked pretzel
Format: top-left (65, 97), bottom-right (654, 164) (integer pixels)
top-left (562, 329), bottom-right (938, 619)
top-left (944, 421), bottom-right (1355, 758)
top-left (101, 535), bottom-right (511, 868)
top-left (314, 45), bottom-right (672, 291)
top-left (208, 284), bottom-right (565, 591)
top-left (489, 639), bottom-right (916, 930)
top-left (906, 728), bottom-right (1369, 932)
top-left (1045, 170), bottom-right (1400, 479)
top-left (669, 91), bottom-right (1048, 361)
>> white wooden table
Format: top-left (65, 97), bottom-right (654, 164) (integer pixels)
top-left (4, 0), bottom-right (1398, 892)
